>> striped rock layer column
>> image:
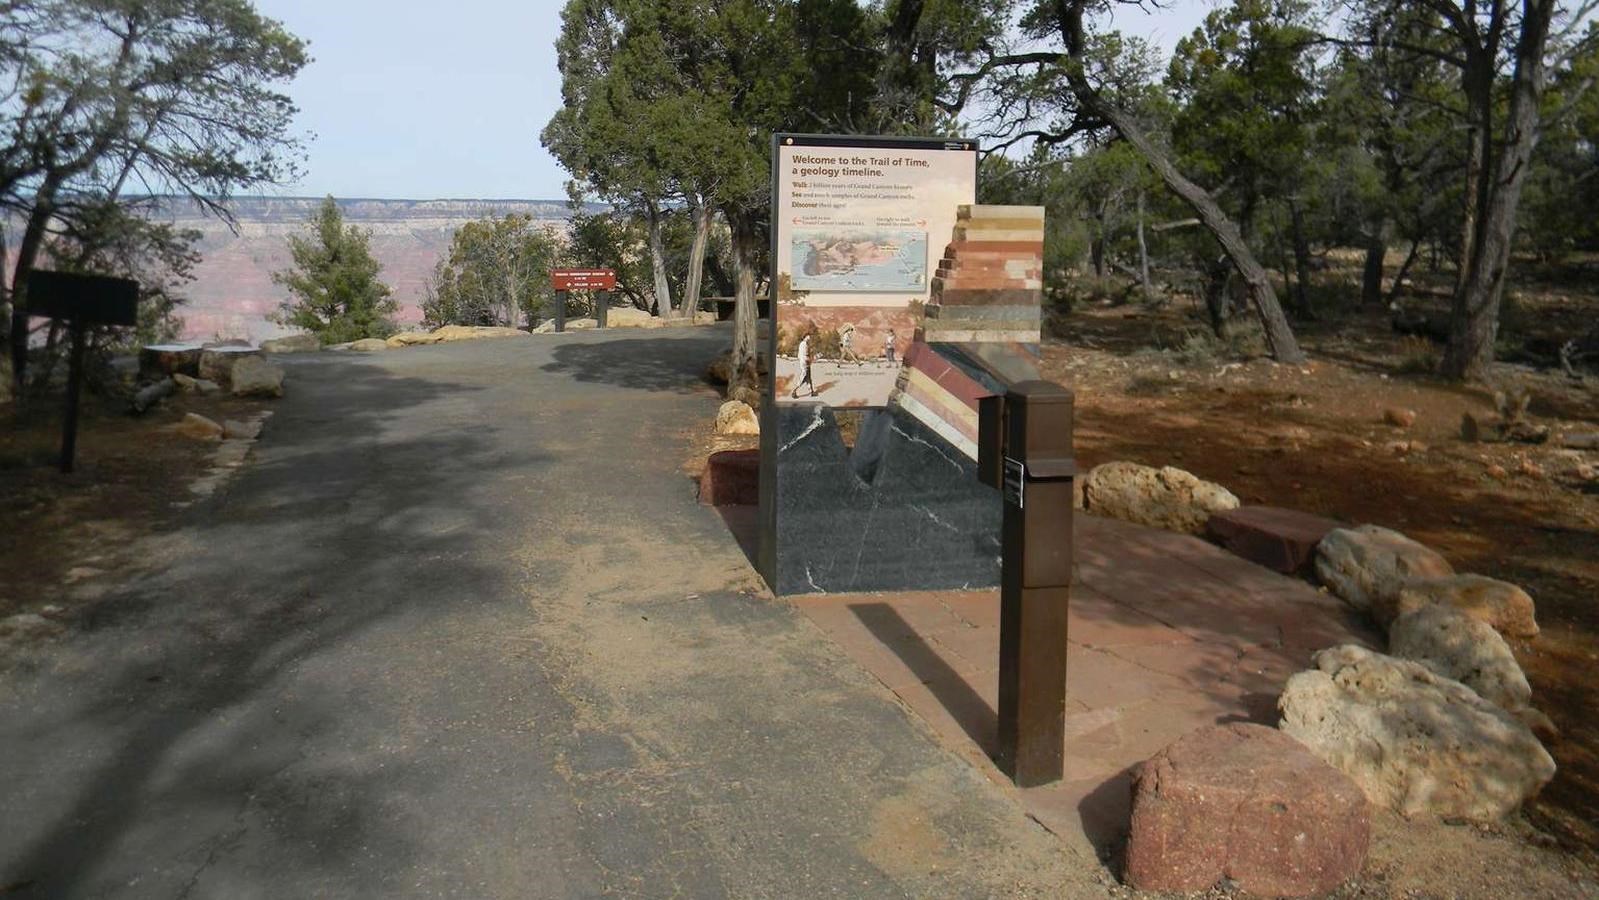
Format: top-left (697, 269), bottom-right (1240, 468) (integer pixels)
top-left (891, 204), bottom-right (1045, 460)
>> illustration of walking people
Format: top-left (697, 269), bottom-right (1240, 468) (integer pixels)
top-left (839, 323), bottom-right (862, 364)
top-left (883, 329), bottom-right (897, 363)
top-left (790, 327), bottom-right (818, 398)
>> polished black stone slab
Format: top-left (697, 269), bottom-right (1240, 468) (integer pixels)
top-left (769, 402), bottom-right (1001, 594)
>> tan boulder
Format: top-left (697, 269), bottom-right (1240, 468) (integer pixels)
top-left (1314, 525), bottom-right (1454, 614)
top-left (349, 338), bottom-right (389, 352)
top-left (172, 412), bottom-right (224, 441)
top-left (229, 356), bottom-right (285, 398)
top-left (715, 400), bottom-right (759, 436)
top-left (222, 418), bottom-right (264, 440)
top-left (198, 346), bottom-right (262, 385)
top-left (172, 373), bottom-right (220, 395)
top-left (431, 324), bottom-right (527, 341)
top-left (607, 307), bottom-right (658, 328)
top-left (1389, 573), bottom-right (1538, 638)
top-left (1081, 461), bottom-right (1239, 535)
top-left (386, 331), bottom-right (440, 347)
top-left (1279, 645), bottom-right (1554, 823)
top-left (1390, 604), bottom-right (1532, 711)
top-left (259, 333), bottom-right (320, 353)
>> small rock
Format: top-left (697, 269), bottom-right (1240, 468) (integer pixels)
top-left (1461, 412), bottom-right (1482, 442)
top-left (1124, 723), bottom-right (1369, 897)
top-left (1082, 461), bottom-right (1240, 535)
top-left (1384, 407), bottom-right (1417, 428)
top-left (259, 333), bottom-right (320, 353)
top-left (1390, 604), bottom-right (1532, 711)
top-left (715, 400), bottom-right (759, 436)
top-left (1575, 462), bottom-right (1597, 481)
top-left (1485, 463), bottom-right (1508, 479)
top-left (349, 338), bottom-right (389, 352)
top-left (1391, 573), bottom-right (1539, 638)
top-left (1279, 645), bottom-right (1555, 823)
top-left (1314, 524), bottom-right (1455, 614)
top-left (1517, 457), bottom-right (1545, 479)
top-left (222, 418), bottom-right (263, 440)
top-left (229, 356), bottom-right (285, 398)
top-left (0, 612), bottom-right (64, 639)
top-left (171, 412), bottom-right (224, 441)
top-left (171, 373), bottom-right (220, 394)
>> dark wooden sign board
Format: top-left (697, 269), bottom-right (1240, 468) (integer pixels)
top-left (551, 268), bottom-right (617, 291)
top-left (24, 269), bottom-right (141, 473)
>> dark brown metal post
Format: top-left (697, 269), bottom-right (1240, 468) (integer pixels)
top-left (996, 380), bottom-right (1075, 786)
top-left (554, 290), bottom-right (567, 333)
top-left (595, 290), bottom-right (608, 328)
top-left (59, 320), bottom-right (87, 474)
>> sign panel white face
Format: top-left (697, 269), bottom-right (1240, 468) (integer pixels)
top-left (773, 136), bottom-right (976, 408)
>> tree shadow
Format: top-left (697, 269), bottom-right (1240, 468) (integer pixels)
top-left (539, 330), bottom-right (729, 394)
top-left (0, 357), bottom-right (560, 896)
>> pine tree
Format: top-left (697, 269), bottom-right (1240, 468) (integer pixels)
top-left (273, 197), bottom-right (397, 344)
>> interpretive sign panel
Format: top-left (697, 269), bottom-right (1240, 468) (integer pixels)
top-left (551, 268), bottom-right (616, 291)
top-left (771, 134), bottom-right (976, 408)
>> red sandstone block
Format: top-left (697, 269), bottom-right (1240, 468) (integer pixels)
top-left (1205, 506), bottom-right (1344, 575)
top-left (1125, 723), bottom-right (1370, 897)
top-left (699, 449), bottom-right (759, 506)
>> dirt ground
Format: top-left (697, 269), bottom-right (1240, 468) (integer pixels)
top-left (0, 388), bottom-right (265, 629)
top-left (1039, 296), bottom-right (1599, 871)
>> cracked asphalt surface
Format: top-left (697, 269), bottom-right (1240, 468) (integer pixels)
top-left (0, 325), bottom-right (1100, 898)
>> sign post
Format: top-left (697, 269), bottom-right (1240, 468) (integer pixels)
top-left (24, 270), bottom-right (140, 473)
top-left (979, 380), bottom-right (1075, 786)
top-left (550, 269), bottom-right (618, 332)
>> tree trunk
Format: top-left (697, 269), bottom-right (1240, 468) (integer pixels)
top-left (727, 209), bottom-right (759, 387)
top-left (645, 198), bottom-right (673, 317)
top-left (1135, 189), bottom-right (1152, 302)
top-left (1090, 200), bottom-right (1107, 278)
top-left (1055, 3), bottom-right (1304, 363)
top-left (683, 195), bottom-right (712, 320)
top-left (9, 174), bottom-right (65, 400)
top-left (1289, 198), bottom-right (1313, 318)
top-left (1361, 228), bottom-right (1386, 307)
top-left (1442, 0), bottom-right (1555, 380)
top-left (1385, 239), bottom-right (1421, 306)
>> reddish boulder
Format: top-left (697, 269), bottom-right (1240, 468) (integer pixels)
top-left (1125, 723), bottom-right (1370, 897)
top-left (1206, 506), bottom-right (1343, 576)
top-left (699, 449), bottom-right (759, 506)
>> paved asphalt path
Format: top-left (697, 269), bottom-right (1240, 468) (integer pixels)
top-left (0, 326), bottom-right (1100, 898)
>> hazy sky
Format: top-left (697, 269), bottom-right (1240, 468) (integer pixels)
top-left (254, 0), bottom-right (1214, 201)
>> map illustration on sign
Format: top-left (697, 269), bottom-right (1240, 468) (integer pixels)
top-left (790, 229), bottom-right (928, 292)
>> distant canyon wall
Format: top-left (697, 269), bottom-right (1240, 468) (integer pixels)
top-left (154, 197), bottom-right (587, 341)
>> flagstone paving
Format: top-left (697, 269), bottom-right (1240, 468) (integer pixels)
top-left (794, 512), bottom-right (1382, 857)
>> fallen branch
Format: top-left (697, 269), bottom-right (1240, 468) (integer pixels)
top-left (130, 377), bottom-right (174, 415)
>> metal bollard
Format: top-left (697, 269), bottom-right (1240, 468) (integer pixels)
top-left (595, 291), bottom-right (609, 328)
top-left (980, 380), bottom-right (1075, 786)
top-left (554, 290), bottom-right (567, 333)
